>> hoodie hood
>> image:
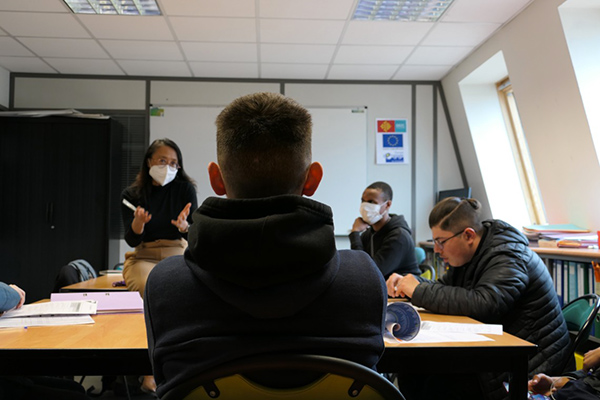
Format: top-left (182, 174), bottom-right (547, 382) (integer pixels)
top-left (380, 214), bottom-right (412, 236)
top-left (185, 195), bottom-right (339, 319)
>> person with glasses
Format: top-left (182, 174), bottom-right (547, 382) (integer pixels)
top-left (386, 197), bottom-right (570, 400)
top-left (121, 138), bottom-right (197, 394)
top-left (349, 181), bottom-right (420, 279)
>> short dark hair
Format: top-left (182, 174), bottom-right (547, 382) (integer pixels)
top-left (428, 197), bottom-right (483, 233)
top-left (215, 92), bottom-right (313, 198)
top-left (366, 181), bottom-right (393, 201)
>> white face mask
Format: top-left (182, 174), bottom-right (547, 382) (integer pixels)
top-left (149, 165), bottom-right (178, 186)
top-left (360, 202), bottom-right (383, 225)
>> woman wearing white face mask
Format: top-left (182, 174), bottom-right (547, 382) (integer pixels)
top-left (349, 181), bottom-right (419, 280)
top-left (121, 138), bottom-right (197, 394)
top-left (121, 138), bottom-right (197, 299)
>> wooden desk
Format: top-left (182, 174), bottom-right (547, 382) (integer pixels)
top-left (381, 311), bottom-right (536, 400)
top-left (60, 274), bottom-right (127, 292)
top-left (0, 310), bottom-right (534, 399)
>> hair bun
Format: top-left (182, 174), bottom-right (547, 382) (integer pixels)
top-left (466, 198), bottom-right (480, 210)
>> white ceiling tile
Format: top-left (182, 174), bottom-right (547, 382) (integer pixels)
top-left (45, 58), bottom-right (124, 75)
top-left (0, 37), bottom-right (34, 56)
top-left (189, 62), bottom-right (259, 78)
top-left (20, 38), bottom-right (108, 58)
top-left (160, 0), bottom-right (255, 17)
top-left (343, 21), bottom-right (433, 46)
top-left (261, 63), bottom-right (328, 79)
top-left (171, 17), bottom-right (256, 42)
top-left (0, 12), bottom-right (89, 37)
top-left (261, 44), bottom-right (335, 63)
top-left (422, 22), bottom-right (500, 46)
top-left (181, 42), bottom-right (257, 62)
top-left (79, 15), bottom-right (174, 40)
top-left (443, 0), bottom-right (534, 23)
top-left (101, 40), bottom-right (183, 60)
top-left (405, 46), bottom-right (473, 65)
top-left (118, 60), bottom-right (192, 76)
top-left (260, 19), bottom-right (345, 44)
top-left (334, 45), bottom-right (413, 64)
top-left (0, 0), bottom-right (68, 12)
top-left (259, 0), bottom-right (354, 19)
top-left (328, 64), bottom-right (398, 80)
top-left (393, 65), bottom-right (451, 81)
top-left (0, 56), bottom-right (56, 73)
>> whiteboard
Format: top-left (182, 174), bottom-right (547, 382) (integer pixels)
top-left (150, 106), bottom-right (367, 235)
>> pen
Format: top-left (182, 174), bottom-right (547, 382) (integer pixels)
top-left (122, 199), bottom-right (137, 212)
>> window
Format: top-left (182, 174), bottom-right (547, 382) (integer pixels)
top-left (496, 78), bottom-right (547, 225)
top-left (458, 51), bottom-right (546, 228)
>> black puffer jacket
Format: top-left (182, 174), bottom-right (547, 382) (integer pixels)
top-left (412, 219), bottom-right (571, 400)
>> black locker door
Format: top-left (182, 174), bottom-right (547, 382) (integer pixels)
top-left (0, 117), bottom-right (118, 302)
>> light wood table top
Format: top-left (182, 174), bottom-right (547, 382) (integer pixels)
top-left (0, 308), bottom-right (534, 399)
top-left (60, 274), bottom-right (127, 292)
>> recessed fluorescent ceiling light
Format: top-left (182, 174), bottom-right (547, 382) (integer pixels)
top-left (353, 0), bottom-right (454, 21)
top-left (63, 0), bottom-right (161, 15)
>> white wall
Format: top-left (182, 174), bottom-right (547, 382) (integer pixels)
top-left (0, 66), bottom-right (9, 109)
top-left (442, 0), bottom-right (600, 230)
top-left (11, 77), bottom-right (464, 253)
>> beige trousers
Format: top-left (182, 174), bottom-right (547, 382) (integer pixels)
top-left (123, 238), bottom-right (187, 298)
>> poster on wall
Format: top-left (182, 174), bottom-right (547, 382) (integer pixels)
top-left (376, 118), bottom-right (408, 164)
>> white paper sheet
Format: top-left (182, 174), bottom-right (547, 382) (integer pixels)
top-left (0, 315), bottom-right (95, 328)
top-left (1, 300), bottom-right (97, 318)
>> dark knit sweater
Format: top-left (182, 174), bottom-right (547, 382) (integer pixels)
top-left (144, 195), bottom-right (387, 398)
top-left (121, 180), bottom-right (197, 247)
top-left (349, 214), bottom-right (419, 279)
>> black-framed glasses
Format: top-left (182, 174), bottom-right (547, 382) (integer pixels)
top-left (433, 229), bottom-right (464, 250)
top-left (152, 157), bottom-right (180, 169)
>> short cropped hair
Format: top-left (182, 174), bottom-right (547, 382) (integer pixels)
top-left (366, 181), bottom-right (393, 202)
top-left (428, 197), bottom-right (483, 233)
top-left (215, 92), bottom-right (313, 198)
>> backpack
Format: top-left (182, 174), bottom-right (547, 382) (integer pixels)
top-left (52, 259), bottom-right (97, 293)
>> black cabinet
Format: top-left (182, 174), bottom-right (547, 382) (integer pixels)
top-left (0, 116), bottom-right (121, 302)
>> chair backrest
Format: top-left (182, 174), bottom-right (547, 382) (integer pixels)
top-left (161, 354), bottom-right (406, 400)
top-left (414, 247), bottom-right (426, 265)
top-left (419, 264), bottom-right (436, 281)
top-left (559, 293), bottom-right (600, 373)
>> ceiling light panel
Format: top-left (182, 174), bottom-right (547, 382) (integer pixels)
top-left (63, 0), bottom-right (161, 15)
top-left (353, 0), bottom-right (454, 22)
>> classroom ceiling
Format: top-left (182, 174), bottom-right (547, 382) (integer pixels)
top-left (0, 0), bottom-right (535, 81)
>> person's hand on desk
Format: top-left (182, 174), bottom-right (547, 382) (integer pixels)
top-left (132, 206), bottom-right (152, 234)
top-left (171, 202), bottom-right (192, 233)
top-left (352, 217), bottom-right (369, 233)
top-left (9, 284), bottom-right (26, 309)
top-left (583, 347), bottom-right (600, 371)
top-left (386, 273), bottom-right (419, 298)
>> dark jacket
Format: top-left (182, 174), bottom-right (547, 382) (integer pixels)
top-left (144, 195), bottom-right (387, 398)
top-left (349, 214), bottom-right (420, 279)
top-left (412, 219), bottom-right (571, 400)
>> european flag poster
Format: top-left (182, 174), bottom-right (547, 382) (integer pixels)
top-left (376, 118), bottom-right (408, 164)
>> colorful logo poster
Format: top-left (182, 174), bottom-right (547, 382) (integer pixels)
top-left (376, 118), bottom-right (407, 164)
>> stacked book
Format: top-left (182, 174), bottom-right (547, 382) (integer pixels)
top-left (523, 224), bottom-right (598, 248)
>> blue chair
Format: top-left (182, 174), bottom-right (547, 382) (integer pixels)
top-left (415, 247), bottom-right (435, 280)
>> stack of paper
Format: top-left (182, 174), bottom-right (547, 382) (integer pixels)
top-left (0, 300), bottom-right (97, 328)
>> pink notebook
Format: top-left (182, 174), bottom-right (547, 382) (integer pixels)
top-left (50, 292), bottom-right (143, 313)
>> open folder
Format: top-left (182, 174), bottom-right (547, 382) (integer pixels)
top-left (50, 292), bottom-right (143, 313)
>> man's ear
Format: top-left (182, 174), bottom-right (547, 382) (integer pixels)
top-left (208, 162), bottom-right (227, 196)
top-left (302, 162), bottom-right (323, 197)
top-left (463, 227), bottom-right (477, 243)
